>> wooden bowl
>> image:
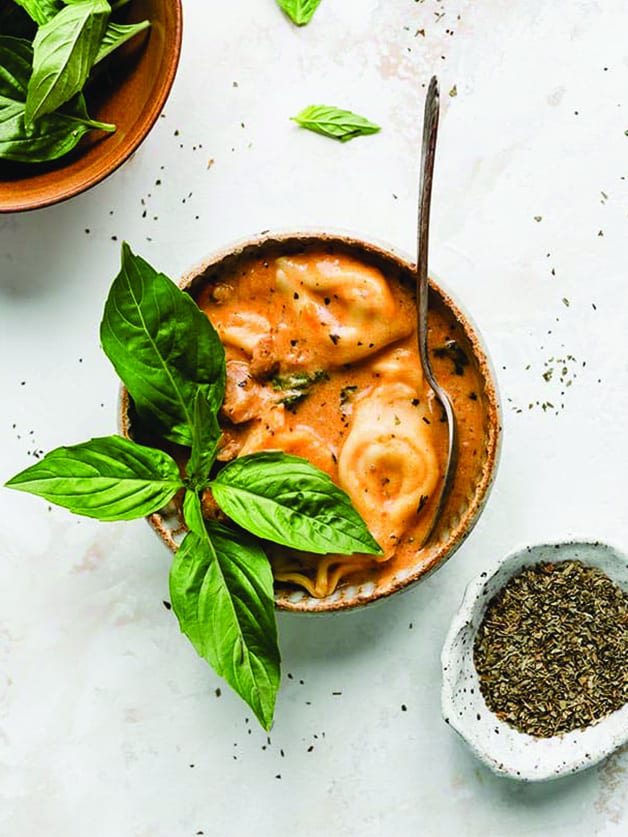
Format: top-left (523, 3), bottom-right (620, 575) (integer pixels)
top-left (0, 0), bottom-right (182, 213)
top-left (120, 232), bottom-right (502, 613)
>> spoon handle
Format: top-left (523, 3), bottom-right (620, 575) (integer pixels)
top-left (416, 76), bottom-right (459, 546)
top-left (417, 75), bottom-right (440, 371)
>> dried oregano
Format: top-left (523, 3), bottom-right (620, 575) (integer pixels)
top-left (474, 560), bottom-right (628, 737)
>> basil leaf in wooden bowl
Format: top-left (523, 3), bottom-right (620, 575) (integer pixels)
top-left (0, 0), bottom-right (182, 212)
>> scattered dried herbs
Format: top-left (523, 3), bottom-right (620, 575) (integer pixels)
top-left (474, 560), bottom-right (628, 737)
top-left (433, 339), bottom-right (469, 376)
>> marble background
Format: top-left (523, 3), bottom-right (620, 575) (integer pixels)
top-left (1, 1), bottom-right (627, 834)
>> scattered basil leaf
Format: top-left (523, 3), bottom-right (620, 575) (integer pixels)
top-left (5, 435), bottom-right (183, 520)
top-left (12, 0), bottom-right (61, 26)
top-left (0, 36), bottom-right (114, 163)
top-left (291, 105), bottom-right (381, 142)
top-left (100, 243), bottom-right (226, 448)
top-left (25, 0), bottom-right (111, 125)
top-left (94, 19), bottom-right (150, 65)
top-left (276, 0), bottom-right (322, 26)
top-left (182, 489), bottom-right (206, 540)
top-left (170, 522), bottom-right (280, 730)
top-left (211, 451), bottom-right (383, 556)
top-left (186, 391), bottom-right (221, 489)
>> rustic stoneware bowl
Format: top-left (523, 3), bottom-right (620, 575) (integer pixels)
top-left (119, 231), bottom-right (502, 613)
top-left (441, 540), bottom-right (628, 781)
top-left (0, 0), bottom-right (182, 213)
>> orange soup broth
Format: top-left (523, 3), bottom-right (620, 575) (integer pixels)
top-left (194, 249), bottom-right (488, 596)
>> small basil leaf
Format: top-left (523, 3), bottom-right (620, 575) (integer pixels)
top-left (291, 105), bottom-right (381, 142)
top-left (169, 523), bottom-right (280, 730)
top-left (0, 36), bottom-right (33, 100)
top-left (94, 19), bottom-right (150, 65)
top-left (25, 0), bottom-right (111, 125)
top-left (186, 391), bottom-right (221, 489)
top-left (5, 435), bottom-right (183, 520)
top-left (210, 451), bottom-right (383, 556)
top-left (0, 91), bottom-right (115, 163)
top-left (276, 0), bottom-right (322, 26)
top-left (100, 243), bottom-right (226, 447)
top-left (12, 0), bottom-right (61, 26)
top-left (182, 490), bottom-right (206, 539)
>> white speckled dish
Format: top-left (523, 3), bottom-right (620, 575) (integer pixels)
top-left (441, 541), bottom-right (628, 781)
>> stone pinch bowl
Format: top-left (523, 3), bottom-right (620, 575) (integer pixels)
top-left (119, 231), bottom-right (502, 613)
top-left (441, 540), bottom-right (628, 782)
top-left (0, 0), bottom-right (183, 213)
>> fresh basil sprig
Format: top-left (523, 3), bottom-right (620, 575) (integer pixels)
top-left (5, 244), bottom-right (382, 730)
top-left (0, 36), bottom-right (115, 162)
top-left (276, 0), bottom-right (322, 26)
top-left (291, 105), bottom-right (381, 142)
top-left (0, 0), bottom-right (150, 163)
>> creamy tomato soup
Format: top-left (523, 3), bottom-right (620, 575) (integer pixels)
top-left (191, 246), bottom-right (488, 599)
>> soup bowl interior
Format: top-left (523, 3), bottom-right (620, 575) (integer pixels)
top-left (119, 232), bottom-right (501, 613)
top-left (0, 0), bottom-right (183, 213)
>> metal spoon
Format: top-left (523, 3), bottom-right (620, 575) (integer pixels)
top-left (416, 76), bottom-right (458, 545)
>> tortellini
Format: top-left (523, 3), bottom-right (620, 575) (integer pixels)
top-left (337, 349), bottom-right (439, 558)
top-left (275, 254), bottom-right (412, 367)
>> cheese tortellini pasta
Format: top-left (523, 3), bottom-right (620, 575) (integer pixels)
top-left (197, 248), bottom-right (453, 599)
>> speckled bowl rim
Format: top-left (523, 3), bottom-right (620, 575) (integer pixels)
top-left (119, 229), bottom-right (502, 613)
top-left (0, 0), bottom-right (183, 213)
top-left (441, 540), bottom-right (628, 781)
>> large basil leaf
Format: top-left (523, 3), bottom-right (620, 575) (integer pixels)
top-left (0, 36), bottom-right (114, 162)
top-left (94, 19), bottom-right (150, 65)
top-left (169, 523), bottom-right (280, 730)
top-left (0, 36), bottom-right (115, 163)
top-left (100, 243), bottom-right (226, 448)
top-left (210, 452), bottom-right (383, 556)
top-left (276, 0), bottom-right (322, 26)
top-left (25, 0), bottom-right (111, 125)
top-left (5, 435), bottom-right (183, 520)
top-left (12, 0), bottom-right (61, 26)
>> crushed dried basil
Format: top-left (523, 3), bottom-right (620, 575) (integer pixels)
top-left (473, 560), bottom-right (628, 737)
top-left (433, 339), bottom-right (469, 376)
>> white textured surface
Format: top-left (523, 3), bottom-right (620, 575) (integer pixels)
top-left (1, 1), bottom-right (628, 834)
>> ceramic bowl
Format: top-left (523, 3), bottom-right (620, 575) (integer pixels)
top-left (0, 0), bottom-right (183, 213)
top-left (119, 231), bottom-right (502, 613)
top-left (441, 540), bottom-right (628, 781)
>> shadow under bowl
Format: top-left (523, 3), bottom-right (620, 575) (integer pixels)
top-left (0, 0), bottom-right (183, 213)
top-left (119, 231), bottom-right (502, 613)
